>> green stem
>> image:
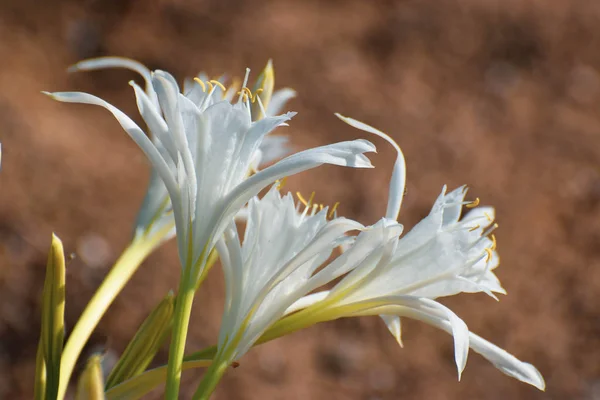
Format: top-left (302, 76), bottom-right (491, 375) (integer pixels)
top-left (58, 231), bottom-right (166, 399)
top-left (192, 360), bottom-right (229, 400)
top-left (106, 359), bottom-right (212, 400)
top-left (164, 270), bottom-right (196, 399)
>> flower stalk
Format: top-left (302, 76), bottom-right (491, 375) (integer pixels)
top-left (58, 227), bottom-right (170, 399)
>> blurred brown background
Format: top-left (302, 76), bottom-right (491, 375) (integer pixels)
top-left (1, 0), bottom-right (599, 399)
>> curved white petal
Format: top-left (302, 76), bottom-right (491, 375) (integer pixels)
top-left (335, 113), bottom-right (406, 221)
top-left (45, 91), bottom-right (186, 262)
top-left (468, 332), bottom-right (546, 390)
top-left (68, 56), bottom-right (158, 108)
top-left (266, 88), bottom-right (296, 116)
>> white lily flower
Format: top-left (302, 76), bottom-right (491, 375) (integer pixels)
top-left (213, 186), bottom-right (363, 364)
top-left (46, 72), bottom-right (375, 282)
top-left (277, 116), bottom-right (545, 390)
top-left (67, 57), bottom-right (295, 243)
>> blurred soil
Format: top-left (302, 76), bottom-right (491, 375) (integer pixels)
top-left (1, 0), bottom-right (600, 399)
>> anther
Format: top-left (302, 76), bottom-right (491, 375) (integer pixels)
top-left (468, 224), bottom-right (481, 232)
top-left (205, 81), bottom-right (214, 92)
top-left (210, 80), bottom-right (226, 91)
top-left (307, 192), bottom-right (316, 206)
top-left (484, 211), bottom-right (493, 222)
top-left (328, 202), bottom-right (340, 219)
top-left (466, 197), bottom-right (480, 208)
top-left (276, 177), bottom-right (287, 190)
top-left (193, 77), bottom-right (206, 92)
top-left (489, 234), bottom-right (497, 251)
top-left (252, 88), bottom-right (264, 103)
top-left (484, 248), bottom-right (493, 263)
top-left (296, 192), bottom-right (309, 207)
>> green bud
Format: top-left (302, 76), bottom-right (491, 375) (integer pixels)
top-left (104, 292), bottom-right (175, 389)
top-left (251, 59), bottom-right (275, 120)
top-left (76, 354), bottom-right (105, 400)
top-left (40, 233), bottom-right (66, 399)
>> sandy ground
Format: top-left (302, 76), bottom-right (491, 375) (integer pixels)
top-left (1, 0), bottom-right (599, 399)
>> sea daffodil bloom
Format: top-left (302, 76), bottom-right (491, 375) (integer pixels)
top-left (68, 57), bottom-right (295, 243)
top-left (215, 187), bottom-right (362, 362)
top-left (47, 71), bottom-right (374, 280)
top-left (272, 117), bottom-right (545, 390)
top-left (48, 70), bottom-right (375, 398)
top-left (194, 186), bottom-right (363, 397)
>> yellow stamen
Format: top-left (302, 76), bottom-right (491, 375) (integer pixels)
top-left (307, 192), bottom-right (316, 206)
top-left (466, 197), bottom-right (480, 208)
top-left (296, 192), bottom-right (309, 207)
top-left (328, 202), bottom-right (340, 219)
top-left (205, 81), bottom-right (214, 92)
top-left (484, 248), bottom-right (493, 262)
top-left (276, 177), bottom-right (287, 190)
top-left (251, 88), bottom-right (264, 103)
top-left (468, 225), bottom-right (481, 232)
top-left (489, 234), bottom-right (497, 251)
top-left (209, 80), bottom-right (226, 91)
top-left (193, 78), bottom-right (206, 92)
top-left (484, 211), bottom-right (493, 222)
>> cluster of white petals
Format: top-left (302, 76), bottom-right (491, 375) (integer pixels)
top-left (65, 57), bottom-right (296, 244)
top-left (47, 62), bottom-right (375, 279)
top-left (215, 186), bottom-right (363, 362)
top-left (46, 58), bottom-right (545, 395)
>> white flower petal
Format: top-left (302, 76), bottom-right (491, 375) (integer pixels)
top-left (68, 56), bottom-right (158, 108)
top-left (381, 315), bottom-right (403, 347)
top-left (335, 113), bottom-right (406, 221)
top-left (266, 88), bottom-right (296, 116)
top-left (45, 91), bottom-right (186, 262)
top-left (468, 332), bottom-right (546, 390)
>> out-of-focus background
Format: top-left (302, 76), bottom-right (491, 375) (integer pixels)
top-left (0, 0), bottom-right (599, 399)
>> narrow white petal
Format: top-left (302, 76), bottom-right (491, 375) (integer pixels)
top-left (284, 291), bottom-right (330, 315)
top-left (212, 140), bottom-right (376, 247)
top-left (345, 296), bottom-right (470, 380)
top-left (266, 88), bottom-right (296, 116)
top-left (45, 91), bottom-right (185, 259)
top-left (468, 332), bottom-right (546, 390)
top-left (130, 81), bottom-right (177, 162)
top-left (68, 56), bottom-right (158, 108)
top-left (336, 113), bottom-right (406, 220)
top-left (381, 315), bottom-right (403, 347)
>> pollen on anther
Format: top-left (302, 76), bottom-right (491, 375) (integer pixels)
top-left (466, 197), bottom-right (480, 208)
top-left (489, 234), bottom-right (497, 251)
top-left (468, 224), bottom-right (481, 232)
top-left (484, 211), bottom-right (493, 222)
top-left (276, 177), bottom-right (287, 190)
top-left (484, 248), bottom-right (493, 262)
top-left (296, 192), bottom-right (309, 207)
top-left (328, 202), bottom-right (340, 219)
top-left (210, 80), bottom-right (226, 91)
top-left (193, 77), bottom-right (206, 92)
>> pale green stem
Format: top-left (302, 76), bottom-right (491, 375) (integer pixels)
top-left (58, 229), bottom-right (168, 399)
top-left (106, 359), bottom-right (212, 400)
top-left (192, 359), bottom-right (229, 400)
top-left (164, 267), bottom-right (197, 399)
